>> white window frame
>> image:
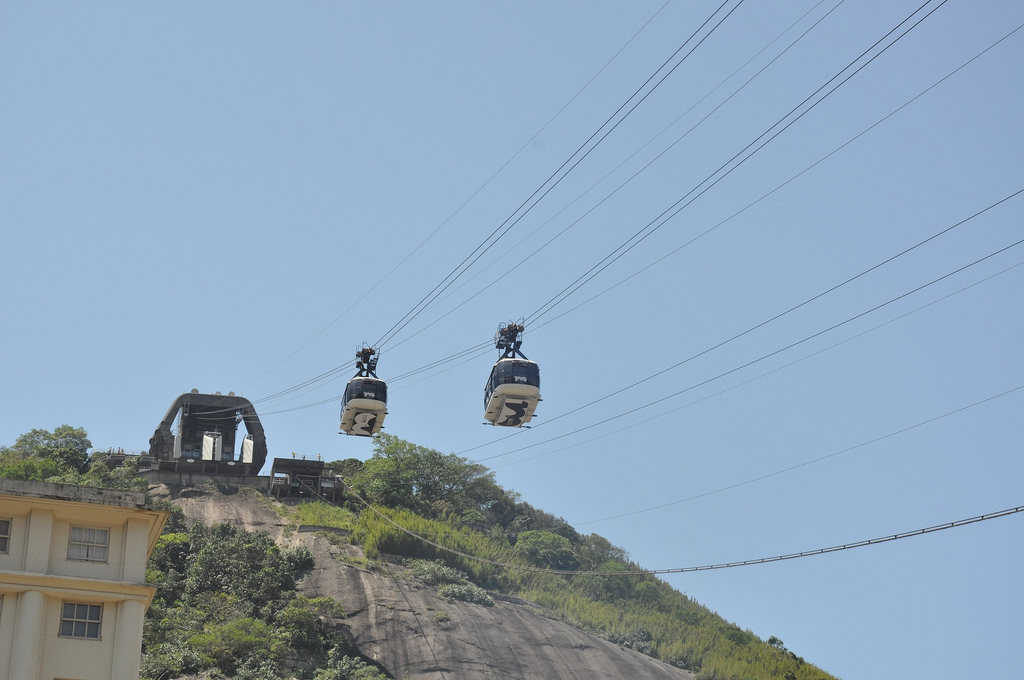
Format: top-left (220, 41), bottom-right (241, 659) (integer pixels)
top-left (59, 602), bottom-right (102, 639)
top-left (67, 526), bottom-right (109, 563)
top-left (0, 518), bottom-right (10, 554)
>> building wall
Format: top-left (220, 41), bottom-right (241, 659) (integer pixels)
top-left (0, 484), bottom-right (167, 680)
top-left (0, 595), bottom-right (12, 675)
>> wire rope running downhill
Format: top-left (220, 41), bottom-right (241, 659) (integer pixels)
top-left (331, 475), bottom-right (1023, 577)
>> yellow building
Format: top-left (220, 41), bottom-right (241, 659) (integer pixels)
top-left (0, 480), bottom-right (168, 680)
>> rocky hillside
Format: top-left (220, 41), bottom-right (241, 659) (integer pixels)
top-left (155, 482), bottom-right (693, 680)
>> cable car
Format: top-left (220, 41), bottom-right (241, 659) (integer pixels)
top-left (340, 347), bottom-right (388, 436)
top-left (484, 322), bottom-right (541, 427)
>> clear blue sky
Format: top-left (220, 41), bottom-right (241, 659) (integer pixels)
top-left (2, 2), bottom-right (1022, 678)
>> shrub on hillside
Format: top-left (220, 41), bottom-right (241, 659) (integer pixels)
top-left (405, 559), bottom-right (468, 586)
top-left (438, 583), bottom-right (494, 606)
top-left (313, 647), bottom-right (389, 680)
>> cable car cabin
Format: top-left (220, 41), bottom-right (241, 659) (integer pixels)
top-left (339, 377), bottom-right (388, 436)
top-left (484, 358), bottom-right (541, 427)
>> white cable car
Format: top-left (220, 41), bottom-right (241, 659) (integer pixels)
top-left (339, 348), bottom-right (388, 436)
top-left (484, 322), bottom-right (541, 427)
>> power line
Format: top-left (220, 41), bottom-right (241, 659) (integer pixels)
top-left (247, 1), bottom-right (966, 409)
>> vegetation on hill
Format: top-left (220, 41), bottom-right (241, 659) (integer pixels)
top-left (0, 425), bottom-right (147, 492)
top-left (142, 508), bottom-right (387, 680)
top-left (325, 434), bottom-right (838, 680)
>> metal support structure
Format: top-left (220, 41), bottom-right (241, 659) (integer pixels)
top-left (495, 321), bottom-right (528, 360)
top-left (354, 346), bottom-right (380, 378)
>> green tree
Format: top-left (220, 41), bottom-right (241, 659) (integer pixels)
top-left (325, 457), bottom-right (365, 482)
top-left (313, 647), bottom-right (388, 680)
top-left (635, 580), bottom-right (663, 606)
top-left (189, 617), bottom-right (282, 673)
top-left (574, 560), bottom-right (634, 601)
top-left (183, 523), bottom-right (298, 608)
top-left (48, 454), bottom-right (147, 492)
top-left (1, 424), bottom-right (92, 474)
top-left (513, 530), bottom-right (579, 570)
top-left (353, 434), bottom-right (512, 523)
top-left (274, 596), bottom-right (343, 652)
top-left (575, 533), bottom-right (627, 570)
top-left (0, 452), bottom-right (64, 481)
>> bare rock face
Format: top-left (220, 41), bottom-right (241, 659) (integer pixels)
top-left (161, 484), bottom-right (693, 680)
top-left (151, 483), bottom-right (288, 540)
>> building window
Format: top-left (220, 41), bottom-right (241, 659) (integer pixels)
top-left (0, 518), bottom-right (10, 553)
top-left (67, 526), bottom-right (109, 562)
top-left (60, 602), bottom-right (102, 639)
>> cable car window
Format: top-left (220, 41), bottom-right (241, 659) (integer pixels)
top-left (345, 378), bottom-right (387, 403)
top-left (492, 361), bottom-right (540, 388)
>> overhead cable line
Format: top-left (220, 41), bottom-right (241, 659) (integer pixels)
top-left (389, 23), bottom-right (1024, 406)
top-left (339, 472), bottom-right (1023, 575)
top-left (372, 0), bottom-right (746, 351)
top-left (252, 254), bottom-right (1022, 422)
top-left (239, 1), bottom-right (983, 419)
top-left (382, 0), bottom-right (842, 351)
top-left (344, 25), bottom-right (1024, 427)
top-left (240, 0), bottom-right (928, 409)
top-left (471, 235), bottom-right (1024, 462)
top-left (493, 259), bottom-right (1024, 469)
top-left (346, 0), bottom-right (668, 352)
top-left (240, 11), bottom-right (1019, 423)
top-left (258, 395), bottom-right (342, 417)
top-left (525, 0), bottom-right (948, 326)
top-left (265, 268), bottom-right (1019, 493)
top-left (257, 345), bottom-right (496, 417)
top-left (204, 183), bottom-right (1022, 423)
top-left (387, 340), bottom-right (493, 383)
top-left (389, 347), bottom-right (494, 391)
top-left (574, 384), bottom-right (1024, 525)
top-left (239, 345), bottom-right (494, 419)
top-left (240, 3), bottom-right (671, 396)
top-left (526, 188), bottom-right (1024, 430)
top-left (455, 186), bottom-right (1024, 455)
top-left (249, 365), bottom-right (351, 405)
top-left (522, 18), bottom-right (1024, 339)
